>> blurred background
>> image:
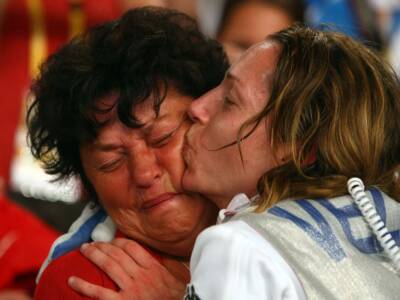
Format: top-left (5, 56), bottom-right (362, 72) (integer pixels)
top-left (1, 0), bottom-right (399, 298)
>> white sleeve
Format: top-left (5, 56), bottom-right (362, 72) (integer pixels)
top-left (188, 220), bottom-right (306, 300)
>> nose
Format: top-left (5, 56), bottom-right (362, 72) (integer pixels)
top-left (188, 91), bottom-right (214, 124)
top-left (129, 144), bottom-right (162, 188)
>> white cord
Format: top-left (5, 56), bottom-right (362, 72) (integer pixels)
top-left (347, 177), bottom-right (400, 274)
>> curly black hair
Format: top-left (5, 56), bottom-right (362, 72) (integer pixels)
top-left (27, 6), bottom-right (229, 197)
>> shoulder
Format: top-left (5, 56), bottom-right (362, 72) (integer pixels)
top-left (189, 220), bottom-right (306, 300)
top-left (34, 249), bottom-right (117, 300)
top-left (191, 220), bottom-right (279, 269)
top-left (192, 219), bottom-right (270, 258)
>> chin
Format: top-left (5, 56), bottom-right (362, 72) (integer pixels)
top-left (150, 229), bottom-right (197, 256)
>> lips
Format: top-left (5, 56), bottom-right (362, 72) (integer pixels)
top-left (142, 193), bottom-right (178, 210)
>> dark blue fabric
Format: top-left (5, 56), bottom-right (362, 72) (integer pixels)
top-left (51, 208), bottom-right (107, 260)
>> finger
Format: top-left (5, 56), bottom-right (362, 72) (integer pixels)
top-left (90, 242), bottom-right (141, 277)
top-left (80, 243), bottom-right (134, 288)
top-left (112, 238), bottom-right (161, 269)
top-left (68, 276), bottom-right (118, 300)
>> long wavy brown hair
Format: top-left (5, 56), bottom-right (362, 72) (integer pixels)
top-left (239, 25), bottom-right (400, 211)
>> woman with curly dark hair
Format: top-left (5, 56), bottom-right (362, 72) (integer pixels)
top-left (28, 7), bottom-right (228, 299)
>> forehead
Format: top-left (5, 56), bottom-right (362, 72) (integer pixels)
top-left (229, 40), bottom-right (281, 83)
top-left (84, 90), bottom-right (192, 149)
top-left (94, 89), bottom-right (191, 125)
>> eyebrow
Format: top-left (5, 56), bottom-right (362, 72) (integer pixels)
top-left (92, 113), bottom-right (173, 151)
top-left (92, 142), bottom-right (123, 152)
top-left (224, 72), bottom-right (245, 105)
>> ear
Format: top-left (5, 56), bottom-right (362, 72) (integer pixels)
top-left (276, 142), bottom-right (292, 164)
top-left (303, 143), bottom-right (318, 166)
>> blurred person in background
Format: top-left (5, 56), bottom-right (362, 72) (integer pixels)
top-left (368, 0), bottom-right (400, 74)
top-left (216, 0), bottom-right (306, 62)
top-left (305, 0), bottom-right (383, 50)
top-left (197, 0), bottom-right (385, 63)
top-left (27, 7), bottom-right (228, 299)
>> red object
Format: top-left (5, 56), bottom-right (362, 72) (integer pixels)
top-left (0, 0), bottom-right (30, 185)
top-left (34, 242), bottom-right (163, 299)
top-left (34, 249), bottom-right (118, 299)
top-left (0, 196), bottom-right (59, 295)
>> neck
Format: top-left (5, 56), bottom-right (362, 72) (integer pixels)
top-left (210, 195), bottom-right (234, 209)
top-left (160, 255), bottom-right (191, 283)
top-left (210, 191), bottom-right (257, 209)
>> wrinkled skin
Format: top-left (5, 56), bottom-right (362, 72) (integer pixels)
top-left (70, 89), bottom-right (218, 299)
top-left (183, 41), bottom-right (286, 209)
top-left (69, 239), bottom-right (187, 300)
top-left (80, 89), bottom-right (217, 258)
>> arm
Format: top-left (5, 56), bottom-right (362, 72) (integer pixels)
top-left (36, 202), bottom-right (114, 283)
top-left (68, 238), bottom-right (187, 300)
top-left (34, 249), bottom-right (117, 300)
top-left (187, 220), bottom-right (306, 300)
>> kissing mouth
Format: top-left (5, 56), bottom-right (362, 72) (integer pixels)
top-left (142, 193), bottom-right (179, 210)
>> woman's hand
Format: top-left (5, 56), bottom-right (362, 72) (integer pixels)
top-left (68, 238), bottom-right (187, 300)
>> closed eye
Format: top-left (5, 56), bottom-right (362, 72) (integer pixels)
top-left (150, 131), bottom-right (176, 147)
top-left (222, 96), bottom-right (235, 108)
top-left (149, 115), bottom-right (188, 148)
top-left (97, 157), bottom-right (124, 172)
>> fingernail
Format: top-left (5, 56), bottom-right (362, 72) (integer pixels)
top-left (68, 276), bottom-right (75, 285)
top-left (81, 243), bottom-right (89, 249)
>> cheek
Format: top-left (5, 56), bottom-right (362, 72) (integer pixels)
top-left (239, 129), bottom-right (275, 190)
top-left (212, 147), bottom-right (242, 173)
top-left (88, 169), bottom-right (134, 209)
top-left (155, 127), bottom-right (187, 188)
top-left (194, 126), bottom-right (245, 183)
top-left (202, 112), bottom-right (243, 150)
top-left (105, 209), bottom-right (143, 241)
